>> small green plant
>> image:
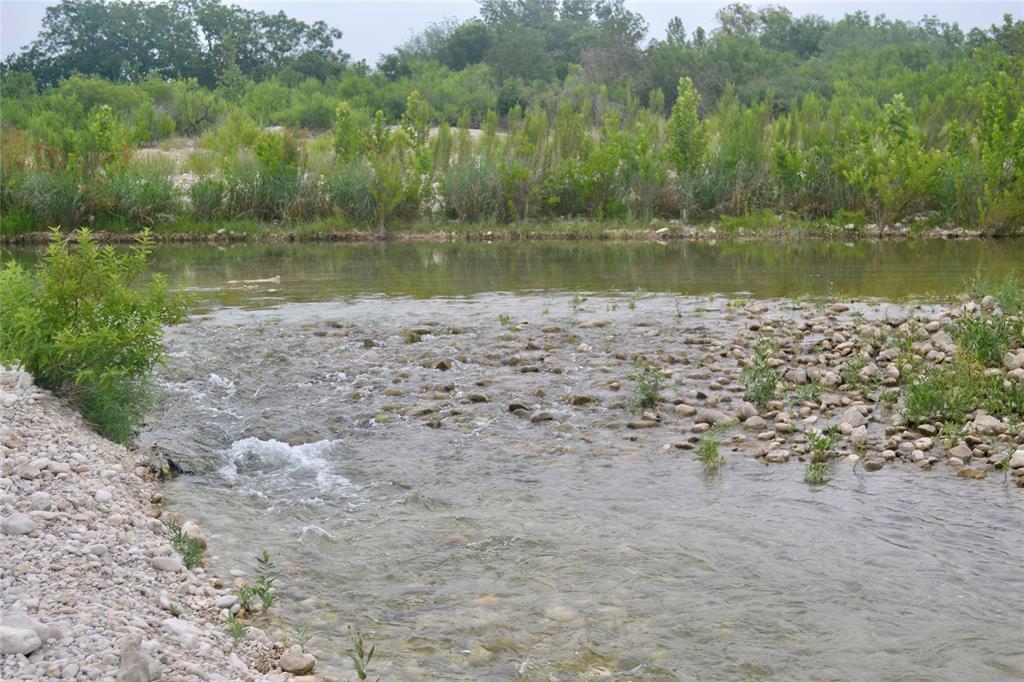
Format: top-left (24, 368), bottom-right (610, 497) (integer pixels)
top-left (695, 433), bottom-right (725, 471)
top-left (628, 363), bottom-right (663, 410)
top-left (949, 315), bottom-right (1015, 367)
top-left (805, 427), bottom-right (840, 463)
top-left (498, 313), bottom-right (511, 326)
top-left (794, 380), bottom-right (824, 403)
top-left (571, 292), bottom-right (586, 313)
top-left (290, 622), bottom-right (315, 650)
top-left (225, 613), bottom-right (247, 648)
top-left (347, 626), bottom-right (378, 681)
top-left (168, 603), bottom-right (181, 617)
top-left (166, 519), bottom-right (205, 569)
top-left (1001, 451), bottom-right (1013, 482)
top-left (235, 585), bottom-right (255, 612)
top-left (967, 275), bottom-right (1024, 315)
top-left (841, 355), bottom-right (874, 388)
top-left (253, 550), bottom-right (279, 611)
top-left (804, 461), bottom-right (829, 485)
top-left (741, 339), bottom-right (781, 408)
top-left (0, 228), bottom-right (188, 442)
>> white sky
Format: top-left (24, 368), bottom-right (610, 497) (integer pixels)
top-left (1, 1), bottom-right (1019, 66)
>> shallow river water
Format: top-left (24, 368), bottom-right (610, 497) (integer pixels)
top-left (15, 240), bottom-right (1024, 680)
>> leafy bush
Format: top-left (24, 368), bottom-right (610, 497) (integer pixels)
top-left (0, 229), bottom-right (188, 442)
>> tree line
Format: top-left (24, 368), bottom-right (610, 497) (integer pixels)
top-left (1, 0), bottom-right (1021, 234)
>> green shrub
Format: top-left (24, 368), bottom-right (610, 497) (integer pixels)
top-left (0, 229), bottom-right (188, 442)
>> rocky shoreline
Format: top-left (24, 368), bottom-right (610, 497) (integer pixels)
top-left (0, 367), bottom-right (321, 681)
top-left (0, 221), bottom-right (1001, 246)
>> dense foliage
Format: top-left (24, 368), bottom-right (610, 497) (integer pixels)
top-left (0, 229), bottom-right (188, 441)
top-left (1, 1), bottom-right (1021, 234)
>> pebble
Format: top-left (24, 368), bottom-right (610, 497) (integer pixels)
top-left (1, 513), bottom-right (36, 535)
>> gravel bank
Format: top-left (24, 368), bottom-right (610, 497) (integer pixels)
top-left (0, 367), bottom-right (317, 681)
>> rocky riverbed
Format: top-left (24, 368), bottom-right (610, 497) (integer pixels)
top-left (3, 287), bottom-right (1023, 680)
top-left (0, 367), bottom-right (324, 681)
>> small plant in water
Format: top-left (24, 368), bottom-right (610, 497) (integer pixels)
top-left (347, 626), bottom-right (378, 681)
top-left (696, 433), bottom-right (725, 471)
top-left (253, 550), bottom-right (279, 611)
top-left (805, 427), bottom-right (840, 463)
top-left (225, 613), bottom-right (247, 648)
top-left (628, 362), bottom-right (663, 410)
top-left (804, 461), bottom-right (829, 485)
top-left (741, 338), bottom-right (781, 408)
top-left (291, 622), bottom-right (316, 650)
top-left (498, 313), bottom-right (511, 326)
top-left (571, 292), bottom-right (586, 313)
top-left (167, 519), bottom-right (205, 569)
top-left (1001, 451), bottom-right (1012, 482)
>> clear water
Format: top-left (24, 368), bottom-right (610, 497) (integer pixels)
top-left (15, 239), bottom-right (1024, 679)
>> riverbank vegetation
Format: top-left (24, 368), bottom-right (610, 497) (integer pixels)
top-left (0, 229), bottom-right (188, 441)
top-left (1, 1), bottom-right (1022, 237)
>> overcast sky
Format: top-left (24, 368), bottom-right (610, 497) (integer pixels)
top-left (2, 1), bottom-right (1019, 66)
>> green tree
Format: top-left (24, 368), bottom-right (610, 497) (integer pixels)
top-left (667, 76), bottom-right (706, 177)
top-left (334, 101), bottom-right (364, 162)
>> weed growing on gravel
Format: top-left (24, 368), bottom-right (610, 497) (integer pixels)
top-left (804, 461), bottom-right (829, 485)
top-left (628, 363), bottom-right (663, 410)
top-left (741, 338), bottom-right (781, 408)
top-left (1001, 451), bottom-right (1013, 482)
top-left (226, 613), bottom-right (247, 648)
top-left (949, 315), bottom-right (1016, 366)
top-left (794, 380), bottom-right (824, 403)
top-left (167, 520), bottom-right (205, 569)
top-left (967, 275), bottom-right (1024, 315)
top-left (805, 427), bottom-right (840, 463)
top-left (905, 361), bottom-right (1024, 423)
